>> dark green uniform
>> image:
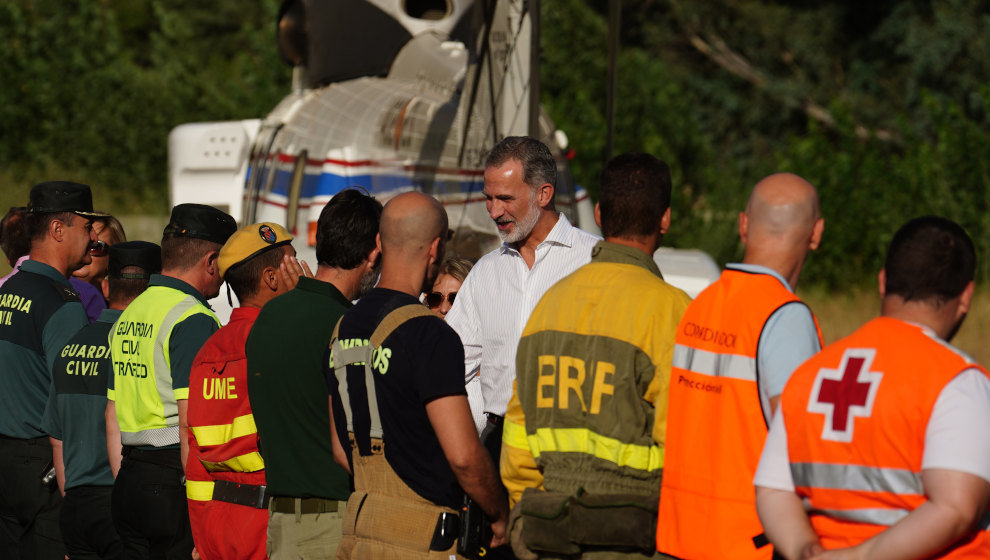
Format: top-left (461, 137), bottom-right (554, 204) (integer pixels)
top-left (246, 277), bottom-right (352, 557)
top-left (0, 259), bottom-right (90, 559)
top-left (246, 276), bottom-right (351, 498)
top-left (43, 308), bottom-right (121, 559)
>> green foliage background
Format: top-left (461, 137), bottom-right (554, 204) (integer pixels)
top-left (1, 0), bottom-right (988, 289)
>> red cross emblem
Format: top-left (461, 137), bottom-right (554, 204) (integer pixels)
top-left (807, 348), bottom-right (883, 442)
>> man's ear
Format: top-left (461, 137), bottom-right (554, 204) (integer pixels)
top-left (205, 251), bottom-right (219, 277)
top-left (428, 236), bottom-right (441, 265)
top-left (659, 207), bottom-right (671, 235)
top-left (594, 203), bottom-right (602, 229)
top-left (809, 217), bottom-right (825, 250)
top-left (957, 280), bottom-right (975, 318)
top-left (50, 218), bottom-right (65, 242)
top-left (738, 212), bottom-right (748, 245)
top-left (101, 276), bottom-right (110, 301)
top-left (366, 245), bottom-right (381, 271)
top-left (877, 269), bottom-right (886, 299)
top-left (536, 183), bottom-right (555, 209)
top-left (262, 266), bottom-right (279, 292)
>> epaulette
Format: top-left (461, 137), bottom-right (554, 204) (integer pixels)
top-left (54, 284), bottom-right (81, 303)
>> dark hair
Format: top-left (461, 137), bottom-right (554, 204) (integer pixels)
top-left (1, 207), bottom-right (31, 264)
top-left (108, 266), bottom-right (152, 304)
top-left (224, 245), bottom-right (287, 301)
top-left (161, 235), bottom-right (221, 272)
top-left (884, 216), bottom-right (975, 306)
top-left (315, 188), bottom-right (383, 269)
top-left (598, 153), bottom-right (672, 239)
top-left (485, 136), bottom-right (557, 190)
top-left (24, 211), bottom-right (76, 242)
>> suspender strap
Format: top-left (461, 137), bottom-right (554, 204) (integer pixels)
top-left (329, 304), bottom-right (439, 438)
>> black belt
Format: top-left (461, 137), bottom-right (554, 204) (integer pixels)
top-left (485, 413), bottom-right (504, 427)
top-left (121, 446), bottom-right (182, 470)
top-left (269, 496), bottom-right (340, 514)
top-left (212, 479), bottom-right (269, 509)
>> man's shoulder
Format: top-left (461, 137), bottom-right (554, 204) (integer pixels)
top-left (1, 268), bottom-right (77, 314)
top-left (565, 222), bottom-right (602, 248)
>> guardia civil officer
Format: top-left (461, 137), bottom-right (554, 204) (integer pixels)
top-left (0, 181), bottom-right (106, 559)
top-left (43, 241), bottom-right (161, 560)
top-left (107, 204), bottom-right (235, 559)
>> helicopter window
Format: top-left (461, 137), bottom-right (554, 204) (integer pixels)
top-left (404, 0), bottom-right (450, 20)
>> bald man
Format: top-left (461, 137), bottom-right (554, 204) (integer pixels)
top-left (657, 173), bottom-right (825, 560)
top-left (327, 192), bottom-right (508, 559)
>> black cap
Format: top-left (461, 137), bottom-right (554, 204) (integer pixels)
top-left (28, 181), bottom-right (109, 218)
top-left (163, 203), bottom-right (237, 245)
top-left (108, 241), bottom-right (162, 279)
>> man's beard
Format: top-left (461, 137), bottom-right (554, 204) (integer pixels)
top-left (356, 262), bottom-right (381, 299)
top-left (497, 194), bottom-right (541, 244)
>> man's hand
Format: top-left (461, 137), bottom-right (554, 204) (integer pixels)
top-left (490, 515), bottom-right (508, 548)
top-left (755, 485), bottom-right (822, 560)
top-left (278, 254), bottom-right (313, 291)
top-left (426, 395), bottom-right (509, 537)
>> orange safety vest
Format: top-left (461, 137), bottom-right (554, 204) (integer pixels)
top-left (185, 307), bottom-right (266, 502)
top-left (658, 268), bottom-right (822, 560)
top-left (782, 316), bottom-right (990, 557)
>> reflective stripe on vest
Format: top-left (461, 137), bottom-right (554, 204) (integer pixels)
top-left (659, 269), bottom-right (822, 560)
top-left (190, 414), bottom-right (258, 447)
top-left (808, 505), bottom-right (909, 527)
top-left (782, 318), bottom-right (990, 555)
top-left (791, 462), bottom-right (923, 495)
top-left (672, 344), bottom-right (757, 382)
top-left (524, 426), bottom-right (663, 472)
top-left (112, 288), bottom-right (217, 447)
top-left (199, 451), bottom-right (265, 473)
top-left (187, 479), bottom-right (214, 501)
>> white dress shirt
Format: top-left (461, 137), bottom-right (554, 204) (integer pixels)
top-left (446, 213), bottom-right (601, 417)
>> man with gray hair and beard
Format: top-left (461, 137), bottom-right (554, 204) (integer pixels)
top-left (446, 136), bottom-right (600, 471)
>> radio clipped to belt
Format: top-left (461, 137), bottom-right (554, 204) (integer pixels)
top-left (456, 494), bottom-right (492, 558)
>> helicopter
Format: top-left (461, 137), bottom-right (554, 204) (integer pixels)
top-left (167, 0), bottom-right (718, 318)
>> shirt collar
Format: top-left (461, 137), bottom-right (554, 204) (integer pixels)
top-left (19, 259), bottom-right (72, 287)
top-left (726, 263), bottom-right (793, 293)
top-left (500, 212), bottom-right (577, 256)
top-left (150, 274), bottom-right (212, 307)
top-left (295, 276), bottom-right (353, 308)
top-left (98, 308), bottom-right (123, 324)
top-left (590, 241), bottom-right (663, 278)
top-left (229, 306), bottom-right (262, 322)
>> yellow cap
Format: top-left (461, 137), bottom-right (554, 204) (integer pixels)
top-left (218, 222), bottom-right (294, 278)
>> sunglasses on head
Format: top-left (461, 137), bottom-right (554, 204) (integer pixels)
top-left (425, 291), bottom-right (456, 308)
top-left (88, 240), bottom-right (109, 257)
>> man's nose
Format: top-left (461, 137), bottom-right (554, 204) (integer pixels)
top-left (488, 200), bottom-right (502, 218)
